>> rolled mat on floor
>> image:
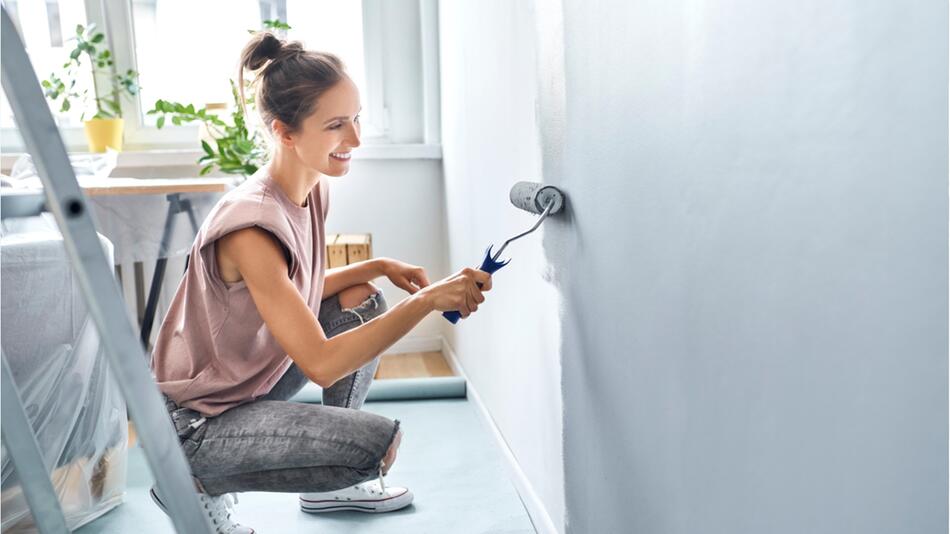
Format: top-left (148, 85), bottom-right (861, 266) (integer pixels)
top-left (290, 376), bottom-right (467, 404)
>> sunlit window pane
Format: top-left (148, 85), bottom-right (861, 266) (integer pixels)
top-left (285, 0), bottom-right (367, 122)
top-left (0, 0), bottom-right (97, 130)
top-left (131, 0), bottom-right (368, 126)
top-left (131, 0), bottom-right (259, 113)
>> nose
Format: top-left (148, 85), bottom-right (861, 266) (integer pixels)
top-left (345, 121), bottom-right (361, 149)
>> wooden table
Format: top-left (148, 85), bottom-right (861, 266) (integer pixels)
top-left (77, 177), bottom-right (232, 197)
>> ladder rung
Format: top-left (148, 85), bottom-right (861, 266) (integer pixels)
top-left (0, 190), bottom-right (46, 219)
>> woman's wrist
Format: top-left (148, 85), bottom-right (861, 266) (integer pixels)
top-left (409, 286), bottom-right (434, 313)
top-left (372, 257), bottom-right (391, 279)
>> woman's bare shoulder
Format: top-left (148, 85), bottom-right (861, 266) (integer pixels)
top-left (216, 227), bottom-right (289, 285)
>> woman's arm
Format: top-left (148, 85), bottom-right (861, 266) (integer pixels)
top-left (219, 228), bottom-right (432, 387)
top-left (322, 258), bottom-right (385, 299)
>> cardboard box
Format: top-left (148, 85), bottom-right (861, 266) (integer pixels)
top-left (326, 234), bottom-right (348, 268)
top-left (326, 233), bottom-right (372, 267)
top-left (336, 233), bottom-right (373, 264)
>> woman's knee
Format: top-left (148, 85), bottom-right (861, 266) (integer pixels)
top-left (339, 284), bottom-right (388, 318)
top-left (338, 282), bottom-right (381, 310)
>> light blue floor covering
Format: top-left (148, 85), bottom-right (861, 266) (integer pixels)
top-left (77, 399), bottom-right (536, 533)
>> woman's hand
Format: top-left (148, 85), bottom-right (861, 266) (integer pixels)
top-left (379, 258), bottom-right (431, 295)
top-left (417, 268), bottom-right (492, 318)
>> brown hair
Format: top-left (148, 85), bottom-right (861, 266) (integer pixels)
top-left (239, 32), bottom-right (346, 135)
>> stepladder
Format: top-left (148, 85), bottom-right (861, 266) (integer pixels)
top-left (0, 5), bottom-right (213, 533)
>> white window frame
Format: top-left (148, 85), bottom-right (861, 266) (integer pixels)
top-left (1, 0), bottom-right (441, 155)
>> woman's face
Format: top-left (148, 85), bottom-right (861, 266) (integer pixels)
top-left (285, 76), bottom-right (361, 177)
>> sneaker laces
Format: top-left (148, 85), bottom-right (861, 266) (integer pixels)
top-left (348, 463), bottom-right (388, 497)
top-left (199, 492), bottom-right (242, 533)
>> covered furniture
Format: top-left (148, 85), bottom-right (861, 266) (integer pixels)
top-left (1, 216), bottom-right (128, 532)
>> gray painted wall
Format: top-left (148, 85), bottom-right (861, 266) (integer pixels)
top-left (542, 1), bottom-right (948, 533)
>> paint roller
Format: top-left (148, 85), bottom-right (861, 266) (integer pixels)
top-left (443, 181), bottom-right (566, 323)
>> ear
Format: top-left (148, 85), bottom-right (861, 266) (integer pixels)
top-left (271, 120), bottom-right (296, 148)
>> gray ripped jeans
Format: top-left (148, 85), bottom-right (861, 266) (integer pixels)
top-left (163, 289), bottom-right (399, 496)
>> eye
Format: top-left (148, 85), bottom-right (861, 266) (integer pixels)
top-left (354, 114), bottom-right (361, 124)
top-left (328, 122), bottom-right (342, 130)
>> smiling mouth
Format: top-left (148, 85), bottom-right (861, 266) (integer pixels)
top-left (330, 152), bottom-right (352, 161)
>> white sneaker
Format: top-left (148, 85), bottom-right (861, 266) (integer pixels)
top-left (299, 469), bottom-right (413, 513)
top-left (150, 485), bottom-right (255, 534)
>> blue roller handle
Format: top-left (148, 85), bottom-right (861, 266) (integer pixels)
top-left (443, 245), bottom-right (510, 324)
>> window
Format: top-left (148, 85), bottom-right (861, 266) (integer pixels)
top-left (131, 0), bottom-right (262, 114)
top-left (129, 0), bottom-right (371, 134)
top-left (0, 1), bottom-right (98, 134)
top-left (1, 0), bottom-right (438, 154)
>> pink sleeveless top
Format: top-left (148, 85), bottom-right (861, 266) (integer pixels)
top-left (150, 170), bottom-right (328, 416)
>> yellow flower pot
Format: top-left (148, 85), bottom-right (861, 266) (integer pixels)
top-left (83, 118), bottom-right (124, 152)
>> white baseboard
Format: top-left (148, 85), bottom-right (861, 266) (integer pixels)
top-left (440, 337), bottom-right (559, 534)
top-left (386, 335), bottom-right (442, 355)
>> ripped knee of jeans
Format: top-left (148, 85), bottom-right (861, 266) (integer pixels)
top-left (341, 289), bottom-right (388, 322)
top-left (369, 289), bottom-right (388, 313)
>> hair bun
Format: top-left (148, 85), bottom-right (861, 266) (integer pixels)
top-left (242, 32), bottom-right (283, 71)
top-left (258, 33), bottom-right (282, 60)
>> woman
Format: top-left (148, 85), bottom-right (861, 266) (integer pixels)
top-left (148, 31), bottom-right (492, 533)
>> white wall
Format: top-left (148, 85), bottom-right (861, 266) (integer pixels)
top-left (323, 158), bottom-right (447, 339)
top-left (439, 1), bottom-right (565, 532)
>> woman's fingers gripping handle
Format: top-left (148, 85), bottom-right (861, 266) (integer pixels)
top-left (440, 268), bottom-right (494, 323)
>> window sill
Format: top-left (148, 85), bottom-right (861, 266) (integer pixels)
top-left (1, 143), bottom-right (442, 171)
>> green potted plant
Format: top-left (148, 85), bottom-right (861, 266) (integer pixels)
top-left (41, 23), bottom-right (140, 152)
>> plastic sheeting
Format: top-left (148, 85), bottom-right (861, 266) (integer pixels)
top-left (291, 377), bottom-right (468, 403)
top-left (0, 224), bottom-right (128, 532)
top-left (10, 151), bottom-right (118, 185)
